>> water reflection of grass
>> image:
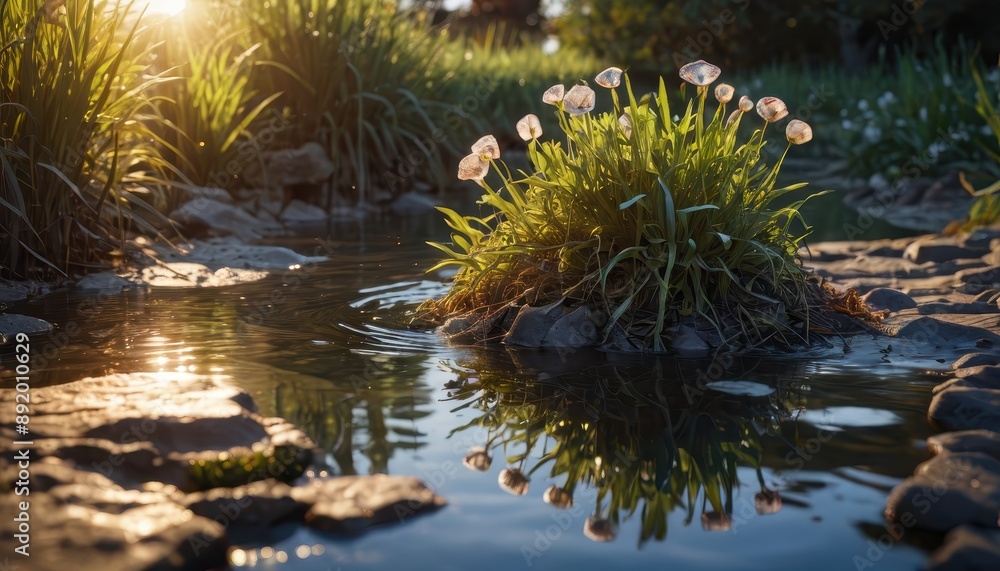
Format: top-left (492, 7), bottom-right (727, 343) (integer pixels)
top-left (445, 356), bottom-right (800, 543)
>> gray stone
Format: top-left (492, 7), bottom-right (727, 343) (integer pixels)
top-left (919, 302), bottom-right (1000, 315)
top-left (504, 302), bottom-right (565, 348)
top-left (0, 313), bottom-right (54, 345)
top-left (0, 282), bottom-right (32, 302)
top-left (391, 192), bottom-right (439, 216)
top-left (75, 272), bottom-right (133, 293)
top-left (894, 317), bottom-right (1000, 349)
top-left (672, 323), bottom-right (710, 355)
top-left (957, 267), bottom-right (1000, 294)
top-left (953, 354), bottom-right (1000, 370)
top-left (542, 305), bottom-right (606, 348)
top-left (183, 480), bottom-right (310, 526)
top-left (279, 199), bottom-right (329, 223)
top-left (929, 387), bottom-right (1000, 432)
top-left (296, 475), bottom-right (446, 534)
top-left (170, 198), bottom-right (264, 240)
top-left (903, 240), bottom-right (986, 264)
top-left (928, 430), bottom-right (1000, 462)
top-left (143, 237), bottom-right (326, 272)
top-left (885, 452), bottom-right (1000, 532)
top-left (262, 142), bottom-right (334, 188)
top-left (862, 288), bottom-right (917, 311)
top-left (926, 525), bottom-right (1000, 571)
top-left (180, 185), bottom-right (233, 204)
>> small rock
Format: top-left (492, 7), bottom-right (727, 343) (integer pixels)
top-left (297, 475), bottom-right (446, 534)
top-left (925, 525), bottom-right (1000, 571)
top-left (894, 317), bottom-right (1000, 349)
top-left (957, 267), bottom-right (1000, 294)
top-left (672, 323), bottom-right (710, 355)
top-left (180, 185), bottom-right (233, 204)
top-left (885, 452), bottom-right (1000, 532)
top-left (0, 314), bottom-right (54, 345)
top-left (862, 288), bottom-right (917, 311)
top-left (928, 430), bottom-right (1000, 462)
top-left (183, 480), bottom-right (310, 526)
top-left (918, 302), bottom-right (1000, 315)
top-left (903, 240), bottom-right (986, 264)
top-left (170, 198), bottom-right (264, 240)
top-left (261, 142), bottom-right (335, 189)
top-left (504, 302), bottom-right (565, 348)
top-left (279, 199), bottom-right (328, 223)
top-left (75, 273), bottom-right (132, 293)
top-left (929, 387), bottom-right (1000, 432)
top-left (391, 192), bottom-right (439, 216)
top-left (953, 354), bottom-right (1000, 370)
top-left (542, 305), bottom-right (606, 348)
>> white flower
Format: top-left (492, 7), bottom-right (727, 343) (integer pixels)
top-left (543, 84), bottom-right (565, 105)
top-left (755, 490), bottom-right (782, 515)
top-left (857, 99), bottom-right (869, 112)
top-left (457, 153), bottom-right (489, 181)
top-left (919, 107), bottom-right (928, 122)
top-left (841, 119), bottom-right (853, 130)
top-left (471, 134), bottom-right (500, 160)
top-left (756, 97), bottom-right (788, 123)
top-left (725, 109), bottom-right (742, 127)
top-left (785, 119), bottom-right (813, 144)
top-left (679, 60), bottom-right (721, 86)
top-left (563, 85), bottom-right (596, 115)
top-left (714, 83), bottom-right (734, 104)
top-left (943, 73), bottom-right (953, 87)
top-left (595, 67), bottom-right (623, 89)
top-left (738, 95), bottom-right (753, 113)
top-left (516, 114), bottom-right (543, 141)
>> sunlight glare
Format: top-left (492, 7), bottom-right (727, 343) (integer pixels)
top-left (145, 0), bottom-right (186, 16)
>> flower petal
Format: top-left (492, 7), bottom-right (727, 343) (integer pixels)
top-left (457, 153), bottom-right (489, 181)
top-left (516, 114), bottom-right (543, 141)
top-left (618, 113), bottom-right (632, 138)
top-left (595, 66), bottom-right (623, 89)
top-left (563, 85), bottom-right (596, 116)
top-left (471, 134), bottom-right (500, 159)
top-left (678, 60), bottom-right (721, 86)
top-left (543, 84), bottom-right (565, 105)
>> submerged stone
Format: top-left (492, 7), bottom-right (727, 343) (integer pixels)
top-left (0, 313), bottom-right (54, 345)
top-left (297, 475), bottom-right (446, 535)
top-left (926, 525), bottom-right (1000, 571)
top-left (885, 452), bottom-right (1000, 532)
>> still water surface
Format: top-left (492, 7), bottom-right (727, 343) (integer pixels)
top-left (12, 203), bottom-right (944, 571)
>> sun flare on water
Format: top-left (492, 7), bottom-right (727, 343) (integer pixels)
top-left (145, 0), bottom-right (186, 16)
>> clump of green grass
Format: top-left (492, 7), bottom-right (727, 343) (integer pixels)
top-left (144, 1), bottom-right (282, 195)
top-left (1, 0), bottom-right (169, 279)
top-left (244, 0), bottom-right (462, 203)
top-left (955, 58), bottom-right (1000, 231)
top-left (422, 62), bottom-right (825, 351)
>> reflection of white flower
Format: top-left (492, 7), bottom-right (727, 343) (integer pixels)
top-left (462, 447), bottom-right (492, 471)
top-left (543, 485), bottom-right (574, 508)
top-left (515, 114), bottom-right (543, 141)
top-left (498, 467), bottom-right (530, 495)
top-left (595, 67), bottom-right (623, 89)
top-left (543, 84), bottom-right (565, 105)
top-left (584, 516), bottom-right (616, 542)
top-left (563, 85), bottom-right (596, 115)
